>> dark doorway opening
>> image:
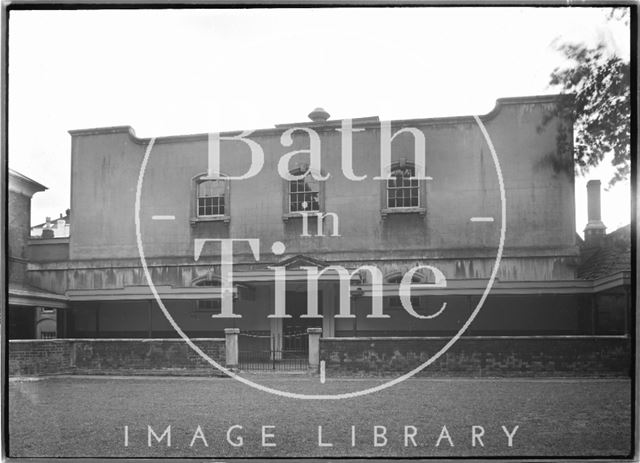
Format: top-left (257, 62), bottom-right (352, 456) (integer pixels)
top-left (8, 306), bottom-right (36, 339)
top-left (283, 291), bottom-right (322, 352)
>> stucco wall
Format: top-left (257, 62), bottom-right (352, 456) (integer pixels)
top-left (59, 293), bottom-right (591, 339)
top-left (67, 294), bottom-right (276, 338)
top-left (27, 239), bottom-right (70, 262)
top-left (27, 253), bottom-right (578, 297)
top-left (342, 294), bottom-right (589, 336)
top-left (68, 96), bottom-right (575, 268)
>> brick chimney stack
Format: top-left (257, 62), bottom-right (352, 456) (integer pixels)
top-left (583, 179), bottom-right (606, 246)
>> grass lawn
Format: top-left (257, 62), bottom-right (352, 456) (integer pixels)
top-left (8, 375), bottom-right (632, 459)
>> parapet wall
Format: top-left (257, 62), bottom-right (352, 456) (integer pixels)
top-left (9, 339), bottom-right (75, 376)
top-left (9, 338), bottom-right (225, 376)
top-left (319, 336), bottom-right (631, 377)
top-left (9, 336), bottom-right (630, 377)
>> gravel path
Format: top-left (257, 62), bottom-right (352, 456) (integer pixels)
top-left (8, 375), bottom-right (632, 459)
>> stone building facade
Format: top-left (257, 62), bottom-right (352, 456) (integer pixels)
top-left (17, 95), bottom-right (631, 351)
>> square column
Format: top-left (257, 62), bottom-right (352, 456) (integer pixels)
top-left (307, 327), bottom-right (322, 370)
top-left (225, 328), bottom-right (240, 368)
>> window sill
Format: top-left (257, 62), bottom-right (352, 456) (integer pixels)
top-left (381, 207), bottom-right (425, 218)
top-left (190, 216), bottom-right (230, 226)
top-left (282, 211), bottom-right (323, 221)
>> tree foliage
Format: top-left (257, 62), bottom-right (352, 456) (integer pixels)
top-left (548, 12), bottom-right (630, 186)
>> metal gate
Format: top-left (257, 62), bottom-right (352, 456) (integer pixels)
top-left (238, 331), bottom-right (309, 371)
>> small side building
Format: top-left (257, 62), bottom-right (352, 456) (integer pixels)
top-left (31, 210), bottom-right (71, 238)
top-left (577, 180), bottom-right (631, 335)
top-left (7, 169), bottom-right (68, 339)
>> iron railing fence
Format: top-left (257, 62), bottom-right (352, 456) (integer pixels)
top-left (238, 331), bottom-right (309, 371)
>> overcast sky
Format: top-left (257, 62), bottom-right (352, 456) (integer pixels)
top-left (8, 7), bottom-right (631, 232)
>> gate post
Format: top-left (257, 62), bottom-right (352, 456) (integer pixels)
top-left (225, 328), bottom-right (240, 368)
top-left (307, 327), bottom-right (322, 371)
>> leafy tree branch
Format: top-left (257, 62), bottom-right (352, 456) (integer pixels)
top-left (548, 10), bottom-right (630, 187)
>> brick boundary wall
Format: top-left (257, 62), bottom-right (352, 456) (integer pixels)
top-left (319, 336), bottom-right (631, 377)
top-left (9, 338), bottom-right (225, 377)
top-left (9, 336), bottom-right (631, 377)
top-left (8, 339), bottom-right (75, 376)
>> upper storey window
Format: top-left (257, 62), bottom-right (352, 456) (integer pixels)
top-left (197, 178), bottom-right (226, 217)
top-left (380, 161), bottom-right (426, 218)
top-left (191, 174), bottom-right (230, 224)
top-left (387, 164), bottom-right (419, 209)
top-left (289, 170), bottom-right (320, 213)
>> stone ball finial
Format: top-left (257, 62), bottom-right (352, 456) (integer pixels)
top-left (308, 107), bottom-right (330, 122)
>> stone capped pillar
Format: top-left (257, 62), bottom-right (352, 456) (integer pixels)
top-left (224, 328), bottom-right (240, 368)
top-left (307, 327), bottom-right (322, 370)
